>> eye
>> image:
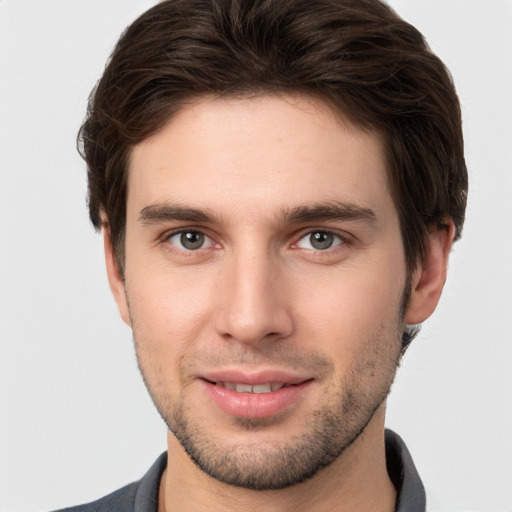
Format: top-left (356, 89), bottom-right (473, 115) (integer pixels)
top-left (167, 230), bottom-right (213, 251)
top-left (296, 231), bottom-right (344, 251)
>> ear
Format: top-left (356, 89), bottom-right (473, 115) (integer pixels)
top-left (405, 221), bottom-right (456, 325)
top-left (103, 223), bottom-right (132, 326)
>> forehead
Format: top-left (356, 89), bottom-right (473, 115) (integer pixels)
top-left (127, 94), bottom-right (394, 225)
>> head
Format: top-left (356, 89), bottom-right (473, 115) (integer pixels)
top-left (79, 0), bottom-right (467, 491)
top-left (80, 0), bottom-right (467, 349)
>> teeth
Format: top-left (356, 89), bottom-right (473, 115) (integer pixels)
top-left (252, 384), bottom-right (271, 394)
top-left (235, 383), bottom-right (253, 393)
top-left (215, 382), bottom-right (286, 393)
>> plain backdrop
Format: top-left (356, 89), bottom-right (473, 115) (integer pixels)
top-left (1, 1), bottom-right (511, 511)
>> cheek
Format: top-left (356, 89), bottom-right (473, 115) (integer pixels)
top-left (125, 267), bottom-right (216, 363)
top-left (128, 279), bottom-right (209, 401)
top-left (295, 262), bottom-right (406, 358)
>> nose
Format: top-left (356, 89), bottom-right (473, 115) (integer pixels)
top-left (214, 247), bottom-right (294, 346)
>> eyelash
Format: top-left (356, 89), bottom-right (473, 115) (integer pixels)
top-left (293, 230), bottom-right (347, 252)
top-left (162, 229), bottom-right (218, 253)
top-left (160, 228), bottom-right (351, 255)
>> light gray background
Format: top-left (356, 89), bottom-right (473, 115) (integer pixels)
top-left (1, 1), bottom-right (511, 511)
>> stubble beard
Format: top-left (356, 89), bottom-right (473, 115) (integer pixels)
top-left (166, 374), bottom-right (394, 490)
top-left (134, 330), bottom-right (403, 491)
top-left (131, 284), bottom-right (409, 491)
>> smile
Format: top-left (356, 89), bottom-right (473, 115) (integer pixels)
top-left (213, 382), bottom-right (289, 393)
top-left (202, 377), bottom-right (313, 418)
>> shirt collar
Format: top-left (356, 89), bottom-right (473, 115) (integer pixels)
top-left (134, 430), bottom-right (426, 512)
top-left (385, 429), bottom-right (426, 512)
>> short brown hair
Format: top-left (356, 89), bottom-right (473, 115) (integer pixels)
top-left (79, 0), bottom-right (467, 279)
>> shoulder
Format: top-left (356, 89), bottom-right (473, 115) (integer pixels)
top-left (52, 481), bottom-right (138, 512)
top-left (50, 453), bottom-right (167, 512)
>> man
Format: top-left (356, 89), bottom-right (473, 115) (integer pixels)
top-left (59, 0), bottom-right (467, 510)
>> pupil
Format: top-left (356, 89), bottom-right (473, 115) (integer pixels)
top-left (311, 231), bottom-right (333, 250)
top-left (181, 231), bottom-right (204, 250)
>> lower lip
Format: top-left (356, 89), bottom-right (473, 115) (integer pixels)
top-left (201, 380), bottom-right (313, 419)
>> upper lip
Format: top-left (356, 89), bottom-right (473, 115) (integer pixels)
top-left (199, 369), bottom-right (311, 386)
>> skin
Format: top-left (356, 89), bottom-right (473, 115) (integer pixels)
top-left (104, 94), bottom-right (454, 512)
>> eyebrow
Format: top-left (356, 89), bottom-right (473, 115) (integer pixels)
top-left (278, 201), bottom-right (377, 225)
top-left (139, 203), bottom-right (221, 224)
top-left (138, 200), bottom-right (377, 226)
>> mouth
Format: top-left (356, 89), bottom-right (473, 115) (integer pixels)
top-left (210, 381), bottom-right (295, 393)
top-left (200, 373), bottom-right (313, 419)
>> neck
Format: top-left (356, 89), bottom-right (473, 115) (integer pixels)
top-left (159, 406), bottom-right (396, 512)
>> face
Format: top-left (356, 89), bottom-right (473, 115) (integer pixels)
top-left (109, 94), bottom-right (413, 489)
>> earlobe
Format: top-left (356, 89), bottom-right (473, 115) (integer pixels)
top-left (405, 221), bottom-right (456, 325)
top-left (102, 224), bottom-right (132, 326)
